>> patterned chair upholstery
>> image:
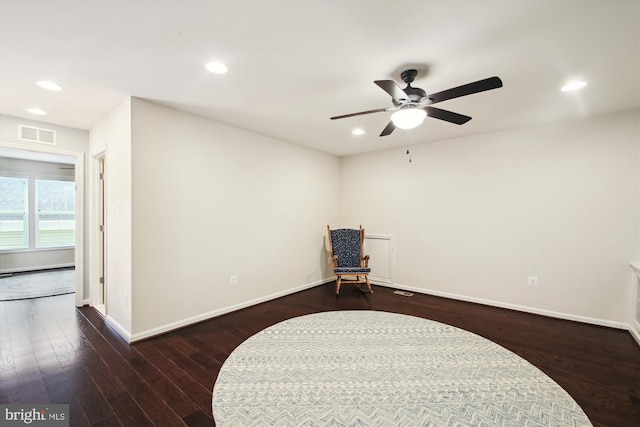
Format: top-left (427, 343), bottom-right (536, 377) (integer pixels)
top-left (327, 225), bottom-right (372, 294)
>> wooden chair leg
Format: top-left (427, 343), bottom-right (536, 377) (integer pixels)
top-left (336, 277), bottom-right (342, 294)
top-left (365, 276), bottom-right (372, 293)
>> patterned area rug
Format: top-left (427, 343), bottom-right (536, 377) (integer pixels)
top-left (0, 269), bottom-right (75, 301)
top-left (212, 311), bottom-right (592, 426)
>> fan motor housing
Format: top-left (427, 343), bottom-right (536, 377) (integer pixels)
top-left (394, 69), bottom-right (426, 105)
top-left (392, 86), bottom-right (426, 106)
top-left (404, 86), bottom-right (426, 102)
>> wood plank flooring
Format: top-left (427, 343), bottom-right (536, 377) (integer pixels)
top-left (1, 283), bottom-right (638, 426)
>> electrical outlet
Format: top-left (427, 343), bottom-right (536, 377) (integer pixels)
top-left (230, 275), bottom-right (238, 286)
top-left (124, 292), bottom-right (129, 305)
top-left (528, 276), bottom-right (538, 287)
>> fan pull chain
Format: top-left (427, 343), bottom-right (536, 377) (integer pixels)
top-left (407, 130), bottom-right (413, 162)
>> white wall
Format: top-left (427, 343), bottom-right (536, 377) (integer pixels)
top-left (128, 98), bottom-right (340, 337)
top-left (11, 102), bottom-right (635, 340)
top-left (0, 114), bottom-right (89, 153)
top-left (340, 110), bottom-right (639, 327)
top-left (90, 99), bottom-right (133, 334)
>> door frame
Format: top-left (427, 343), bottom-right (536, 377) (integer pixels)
top-left (0, 140), bottom-right (85, 306)
top-left (90, 151), bottom-right (106, 312)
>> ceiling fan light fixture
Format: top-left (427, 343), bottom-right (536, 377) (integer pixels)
top-left (391, 108), bottom-right (426, 130)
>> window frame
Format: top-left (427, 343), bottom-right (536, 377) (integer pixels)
top-left (0, 170), bottom-right (76, 253)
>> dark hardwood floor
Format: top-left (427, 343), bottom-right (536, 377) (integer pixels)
top-left (1, 283), bottom-right (638, 426)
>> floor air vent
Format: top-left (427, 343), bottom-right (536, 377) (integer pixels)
top-left (393, 290), bottom-right (413, 297)
top-left (19, 125), bottom-right (57, 145)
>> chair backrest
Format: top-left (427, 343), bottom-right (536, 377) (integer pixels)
top-left (329, 227), bottom-right (363, 268)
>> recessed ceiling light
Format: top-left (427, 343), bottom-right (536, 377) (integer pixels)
top-left (352, 128), bottom-right (365, 136)
top-left (205, 61), bottom-right (228, 74)
top-left (35, 81), bottom-right (62, 91)
top-left (26, 108), bottom-right (47, 115)
top-left (561, 81), bottom-right (587, 92)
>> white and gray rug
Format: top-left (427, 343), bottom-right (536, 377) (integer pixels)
top-left (212, 310), bottom-right (592, 426)
top-left (0, 269), bottom-right (75, 301)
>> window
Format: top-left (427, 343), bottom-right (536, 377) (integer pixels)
top-left (0, 176), bottom-right (75, 251)
top-left (0, 177), bottom-right (29, 250)
top-left (36, 179), bottom-right (76, 248)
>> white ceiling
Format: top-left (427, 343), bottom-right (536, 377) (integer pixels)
top-left (0, 0), bottom-right (638, 157)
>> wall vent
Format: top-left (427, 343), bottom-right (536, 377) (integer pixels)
top-left (19, 125), bottom-right (57, 145)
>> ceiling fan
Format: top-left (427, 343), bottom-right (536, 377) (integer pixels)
top-left (330, 69), bottom-right (503, 136)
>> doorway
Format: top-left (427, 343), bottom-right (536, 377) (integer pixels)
top-left (0, 140), bottom-right (85, 306)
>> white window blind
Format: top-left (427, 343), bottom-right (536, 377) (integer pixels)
top-left (36, 179), bottom-right (76, 248)
top-left (0, 177), bottom-right (29, 250)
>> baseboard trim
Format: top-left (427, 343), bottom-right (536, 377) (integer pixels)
top-left (629, 320), bottom-right (640, 347)
top-left (128, 278), bottom-right (334, 343)
top-left (101, 279), bottom-right (636, 345)
top-left (388, 282), bottom-right (629, 330)
top-left (105, 315), bottom-right (133, 343)
top-left (0, 263), bottom-right (75, 274)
